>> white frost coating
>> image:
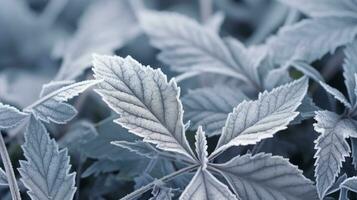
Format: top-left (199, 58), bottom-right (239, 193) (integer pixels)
top-left (194, 127), bottom-right (208, 167)
top-left (180, 167), bottom-right (237, 200)
top-left (319, 81), bottom-right (352, 109)
top-left (313, 111), bottom-right (356, 199)
top-left (92, 54), bottom-right (196, 162)
top-left (19, 116), bottom-right (76, 200)
top-left (0, 102), bottom-right (29, 129)
top-left (213, 153), bottom-right (318, 200)
top-left (213, 77), bottom-right (308, 155)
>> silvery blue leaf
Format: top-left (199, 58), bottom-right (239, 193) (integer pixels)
top-left (0, 102), bottom-right (28, 129)
top-left (263, 65), bottom-right (291, 90)
top-left (277, 0), bottom-right (357, 17)
top-left (212, 153), bottom-right (318, 200)
top-left (339, 176), bottom-right (357, 200)
top-left (292, 96), bottom-right (320, 124)
top-left (194, 127), bottom-right (208, 167)
top-left (204, 12), bottom-right (225, 33)
top-left (319, 81), bottom-right (352, 109)
top-left (182, 86), bottom-right (247, 136)
top-left (180, 168), bottom-right (237, 200)
top-left (92, 55), bottom-right (196, 161)
top-left (55, 0), bottom-right (142, 80)
top-left (0, 168), bottom-right (7, 186)
top-left (19, 116), bottom-right (76, 200)
top-left (139, 10), bottom-right (251, 84)
top-left (326, 174), bottom-right (347, 196)
top-left (39, 80), bottom-right (75, 98)
top-left (343, 41), bottom-right (357, 105)
top-left (213, 77), bottom-right (308, 155)
top-left (149, 183), bottom-right (175, 200)
top-left (267, 17), bottom-right (357, 65)
top-left (313, 111), bottom-right (357, 199)
top-left (24, 79), bottom-right (101, 124)
top-left (351, 138), bottom-right (357, 169)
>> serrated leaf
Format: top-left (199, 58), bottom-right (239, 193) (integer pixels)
top-left (18, 116), bottom-right (76, 200)
top-left (292, 96), bottom-right (320, 124)
top-left (150, 183), bottom-right (175, 200)
top-left (319, 81), bottom-right (352, 108)
top-left (277, 0), bottom-right (357, 17)
top-left (326, 173), bottom-right (348, 196)
top-left (313, 111), bottom-right (357, 199)
top-left (180, 168), bottom-right (237, 200)
top-left (213, 77), bottom-right (308, 155)
top-left (0, 102), bottom-right (28, 129)
top-left (25, 79), bottom-right (100, 124)
top-left (55, 0), bottom-right (142, 80)
top-left (194, 127), bottom-right (208, 167)
top-left (111, 140), bottom-right (158, 159)
top-left (0, 168), bottom-right (7, 186)
top-left (340, 176), bottom-right (357, 200)
top-left (182, 86), bottom-right (247, 136)
top-left (92, 55), bottom-right (195, 161)
top-left (351, 138), bottom-right (357, 169)
top-left (343, 41), bottom-right (357, 105)
top-left (267, 17), bottom-right (357, 65)
top-left (139, 10), bottom-right (251, 84)
top-left (212, 153), bottom-right (318, 200)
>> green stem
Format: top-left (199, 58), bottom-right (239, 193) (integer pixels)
top-left (0, 132), bottom-right (21, 200)
top-left (120, 164), bottom-right (199, 200)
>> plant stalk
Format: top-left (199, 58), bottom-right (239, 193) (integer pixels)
top-left (120, 164), bottom-right (199, 200)
top-left (0, 132), bottom-right (21, 200)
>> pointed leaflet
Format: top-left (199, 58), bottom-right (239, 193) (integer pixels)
top-left (343, 41), bottom-right (357, 105)
top-left (0, 168), bottom-right (7, 185)
top-left (267, 17), bottom-right (357, 65)
top-left (213, 77), bottom-right (308, 155)
top-left (194, 127), bottom-right (208, 167)
top-left (182, 86), bottom-right (247, 136)
top-left (92, 55), bottom-right (195, 161)
top-left (0, 102), bottom-right (28, 129)
top-left (290, 60), bottom-right (324, 83)
top-left (212, 153), bottom-right (318, 200)
top-left (319, 81), bottom-right (352, 108)
top-left (313, 111), bottom-right (357, 199)
top-left (139, 11), bottom-right (251, 84)
top-left (55, 0), bottom-right (142, 80)
top-left (277, 0), bottom-right (357, 17)
top-left (19, 117), bottom-right (76, 200)
top-left (39, 80), bottom-right (75, 97)
top-left (150, 183), bottom-right (174, 200)
top-left (180, 168), bottom-right (237, 200)
top-left (24, 80), bottom-right (101, 124)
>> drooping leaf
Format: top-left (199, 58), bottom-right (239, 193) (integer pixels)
top-left (139, 10), bottom-right (251, 84)
top-left (340, 176), bottom-right (357, 200)
top-left (343, 41), bottom-right (357, 105)
top-left (213, 77), bottom-right (308, 155)
top-left (277, 0), bottom-right (357, 17)
top-left (0, 168), bottom-right (7, 186)
top-left (92, 55), bottom-right (196, 161)
top-left (55, 0), bottom-right (142, 80)
top-left (182, 86), bottom-right (247, 136)
top-left (0, 102), bottom-right (28, 129)
top-left (24, 80), bottom-right (101, 124)
top-left (18, 116), bottom-right (76, 200)
top-left (267, 17), bottom-right (357, 65)
top-left (319, 81), bottom-right (352, 109)
top-left (111, 140), bottom-right (158, 159)
top-left (194, 127), bottom-right (208, 167)
top-left (180, 168), bottom-right (237, 200)
top-left (212, 153), bottom-right (318, 200)
top-left (313, 111), bottom-right (357, 199)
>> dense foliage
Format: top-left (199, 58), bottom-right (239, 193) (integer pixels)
top-left (1, 0), bottom-right (357, 199)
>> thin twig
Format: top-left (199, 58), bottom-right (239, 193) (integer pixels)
top-left (0, 132), bottom-right (21, 200)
